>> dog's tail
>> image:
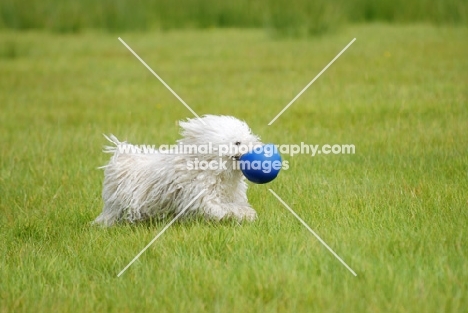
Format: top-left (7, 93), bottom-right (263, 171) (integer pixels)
top-left (97, 134), bottom-right (125, 170)
top-left (102, 134), bottom-right (122, 154)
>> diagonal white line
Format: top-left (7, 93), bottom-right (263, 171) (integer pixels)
top-left (268, 189), bottom-right (357, 276)
top-left (118, 37), bottom-right (205, 124)
top-left (268, 38), bottom-right (356, 125)
top-left (117, 189), bottom-right (206, 277)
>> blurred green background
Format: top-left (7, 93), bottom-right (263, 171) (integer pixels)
top-left (1, 0), bottom-right (467, 35)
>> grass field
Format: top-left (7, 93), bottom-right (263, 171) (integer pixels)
top-left (1, 24), bottom-right (467, 312)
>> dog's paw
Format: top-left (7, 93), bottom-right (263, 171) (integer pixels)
top-left (230, 205), bottom-right (257, 222)
top-left (203, 203), bottom-right (257, 222)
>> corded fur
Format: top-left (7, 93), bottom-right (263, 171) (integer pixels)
top-left (93, 115), bottom-right (261, 226)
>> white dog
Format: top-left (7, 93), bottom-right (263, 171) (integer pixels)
top-left (93, 115), bottom-right (262, 226)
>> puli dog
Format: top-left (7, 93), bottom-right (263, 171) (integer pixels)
top-left (93, 115), bottom-right (262, 226)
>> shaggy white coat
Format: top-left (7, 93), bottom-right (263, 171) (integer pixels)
top-left (93, 115), bottom-right (261, 226)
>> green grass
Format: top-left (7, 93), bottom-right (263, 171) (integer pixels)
top-left (1, 24), bottom-right (467, 312)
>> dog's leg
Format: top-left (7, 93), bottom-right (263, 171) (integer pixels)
top-left (93, 201), bottom-right (124, 226)
top-left (227, 203), bottom-right (257, 221)
top-left (196, 175), bottom-right (257, 221)
top-left (228, 179), bottom-right (257, 221)
top-left (202, 201), bottom-right (257, 222)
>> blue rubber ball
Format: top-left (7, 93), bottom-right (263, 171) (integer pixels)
top-left (239, 144), bottom-right (282, 184)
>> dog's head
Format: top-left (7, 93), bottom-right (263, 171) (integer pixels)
top-left (178, 115), bottom-right (261, 161)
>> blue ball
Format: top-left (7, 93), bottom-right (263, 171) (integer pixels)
top-left (239, 144), bottom-right (282, 184)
